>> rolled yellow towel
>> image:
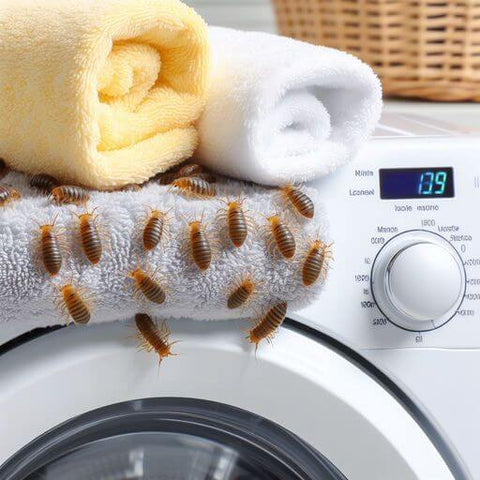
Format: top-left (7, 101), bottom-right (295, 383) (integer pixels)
top-left (0, 0), bottom-right (210, 189)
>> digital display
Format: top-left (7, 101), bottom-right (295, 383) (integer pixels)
top-left (379, 167), bottom-right (454, 199)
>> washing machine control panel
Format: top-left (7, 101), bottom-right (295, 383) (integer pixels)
top-left (294, 124), bottom-right (480, 349)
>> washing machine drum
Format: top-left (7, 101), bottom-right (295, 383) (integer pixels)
top-left (1, 398), bottom-right (343, 480)
top-left (0, 321), bottom-right (460, 480)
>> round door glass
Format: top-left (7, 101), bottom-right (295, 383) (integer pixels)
top-left (0, 398), bottom-right (346, 480)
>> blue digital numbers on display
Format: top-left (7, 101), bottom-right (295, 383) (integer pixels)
top-left (417, 170), bottom-right (447, 196)
top-left (380, 168), bottom-right (454, 199)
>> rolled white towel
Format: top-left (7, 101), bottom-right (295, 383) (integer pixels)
top-left (197, 27), bottom-right (382, 186)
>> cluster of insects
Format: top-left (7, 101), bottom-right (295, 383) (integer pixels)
top-left (0, 158), bottom-right (332, 367)
top-left (35, 209), bottom-right (103, 325)
top-left (131, 164), bottom-right (330, 364)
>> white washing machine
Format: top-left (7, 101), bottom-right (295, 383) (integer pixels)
top-left (0, 113), bottom-right (478, 479)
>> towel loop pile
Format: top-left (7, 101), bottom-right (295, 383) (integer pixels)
top-left (0, 171), bottom-right (328, 335)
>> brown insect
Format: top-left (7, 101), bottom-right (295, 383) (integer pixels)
top-left (135, 313), bottom-right (177, 364)
top-left (38, 218), bottom-right (62, 276)
top-left (76, 209), bottom-right (102, 265)
top-left (30, 174), bottom-right (60, 195)
top-left (227, 276), bottom-right (257, 309)
top-left (128, 266), bottom-right (167, 304)
top-left (247, 302), bottom-right (288, 349)
top-left (51, 185), bottom-right (89, 205)
top-left (177, 163), bottom-right (204, 177)
top-left (120, 183), bottom-right (142, 192)
top-left (302, 239), bottom-right (332, 286)
top-left (265, 215), bottom-right (296, 259)
top-left (218, 198), bottom-right (250, 248)
top-left (192, 172), bottom-right (217, 183)
top-left (153, 164), bottom-right (214, 186)
top-left (58, 284), bottom-right (91, 325)
top-left (142, 209), bottom-right (168, 251)
top-left (178, 164), bottom-right (216, 183)
top-left (0, 159), bottom-right (9, 180)
top-left (280, 184), bottom-right (314, 219)
top-left (154, 171), bottom-right (179, 185)
top-left (170, 177), bottom-right (216, 198)
top-left (187, 219), bottom-right (212, 271)
top-left (0, 184), bottom-right (21, 206)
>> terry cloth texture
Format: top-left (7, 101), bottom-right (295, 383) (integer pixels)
top-left (0, 0), bottom-right (210, 189)
top-left (0, 172), bottom-right (328, 336)
top-left (197, 27), bottom-right (382, 186)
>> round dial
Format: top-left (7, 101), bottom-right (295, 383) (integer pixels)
top-left (371, 230), bottom-right (465, 331)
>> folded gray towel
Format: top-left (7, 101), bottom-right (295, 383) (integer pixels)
top-left (0, 172), bottom-right (328, 332)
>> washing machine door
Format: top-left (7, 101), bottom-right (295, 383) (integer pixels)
top-left (0, 320), bottom-right (460, 479)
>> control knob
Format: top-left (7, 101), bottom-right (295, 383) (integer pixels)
top-left (371, 230), bottom-right (465, 331)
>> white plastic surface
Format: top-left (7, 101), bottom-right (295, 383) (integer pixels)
top-left (362, 346), bottom-right (480, 480)
top-left (389, 243), bottom-right (463, 321)
top-left (0, 321), bottom-right (454, 480)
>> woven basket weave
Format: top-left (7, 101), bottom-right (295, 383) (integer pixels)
top-left (272, 0), bottom-right (480, 101)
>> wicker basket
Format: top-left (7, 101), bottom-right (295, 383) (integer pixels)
top-left (272, 0), bottom-right (480, 101)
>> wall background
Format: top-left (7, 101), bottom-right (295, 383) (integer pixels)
top-left (186, 0), bottom-right (277, 32)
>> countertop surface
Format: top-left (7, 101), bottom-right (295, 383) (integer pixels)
top-left (384, 100), bottom-right (480, 130)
